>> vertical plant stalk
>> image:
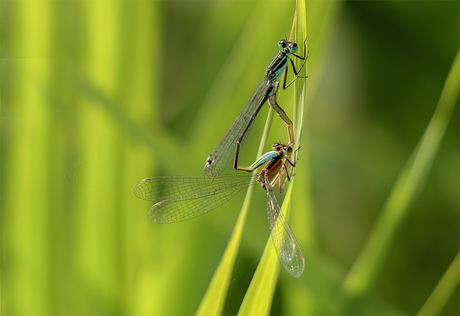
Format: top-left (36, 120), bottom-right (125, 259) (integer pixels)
top-left (195, 110), bottom-right (275, 316)
top-left (417, 251), bottom-right (460, 316)
top-left (238, 0), bottom-right (308, 315)
top-left (197, 1), bottom-right (308, 315)
top-left (342, 49), bottom-right (460, 298)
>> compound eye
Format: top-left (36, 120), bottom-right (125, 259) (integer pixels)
top-left (278, 39), bottom-right (287, 49)
top-left (289, 43), bottom-right (298, 53)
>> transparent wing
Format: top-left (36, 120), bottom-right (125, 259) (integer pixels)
top-left (264, 175), bottom-right (305, 277)
top-left (203, 78), bottom-right (269, 178)
top-left (134, 174), bottom-right (256, 223)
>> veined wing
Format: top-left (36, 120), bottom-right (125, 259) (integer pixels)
top-left (203, 78), bottom-right (270, 178)
top-left (134, 174), bottom-right (256, 223)
top-left (264, 175), bottom-right (304, 277)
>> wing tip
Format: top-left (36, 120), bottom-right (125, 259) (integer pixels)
top-left (203, 154), bottom-right (216, 174)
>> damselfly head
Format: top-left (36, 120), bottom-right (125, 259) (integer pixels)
top-left (278, 39), bottom-right (298, 54)
top-left (271, 143), bottom-right (292, 156)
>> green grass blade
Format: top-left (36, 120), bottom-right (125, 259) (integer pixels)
top-left (236, 2), bottom-right (308, 314)
top-left (293, 0), bottom-right (308, 146)
top-left (194, 194), bottom-right (253, 316)
top-left (237, 180), bottom-right (295, 316)
top-left (196, 108), bottom-right (275, 316)
top-left (343, 48), bottom-right (460, 298)
top-left (2, 2), bottom-right (55, 314)
top-left (417, 251), bottom-right (460, 316)
top-left (195, 2), bottom-right (298, 313)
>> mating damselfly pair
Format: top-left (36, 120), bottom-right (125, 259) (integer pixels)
top-left (135, 38), bottom-right (308, 277)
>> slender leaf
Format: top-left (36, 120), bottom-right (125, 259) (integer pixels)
top-left (343, 48), bottom-right (460, 298)
top-left (417, 251), bottom-right (460, 316)
top-left (237, 1), bottom-right (308, 314)
top-left (196, 109), bottom-right (275, 315)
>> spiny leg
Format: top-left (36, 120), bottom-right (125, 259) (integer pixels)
top-left (278, 153), bottom-right (297, 193)
top-left (284, 39), bottom-right (309, 89)
top-left (267, 83), bottom-right (294, 148)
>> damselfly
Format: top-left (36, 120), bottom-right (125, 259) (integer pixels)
top-left (203, 39), bottom-right (308, 178)
top-left (134, 143), bottom-right (304, 277)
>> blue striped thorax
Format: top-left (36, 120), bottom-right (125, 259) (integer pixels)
top-left (265, 39), bottom-right (299, 95)
top-left (248, 150), bottom-right (279, 170)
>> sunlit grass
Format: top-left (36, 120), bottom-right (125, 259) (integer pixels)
top-left (341, 48), bottom-right (460, 314)
top-left (197, 1), bottom-right (310, 314)
top-left (418, 251), bottom-right (460, 316)
top-left (343, 48), bottom-right (460, 299)
top-left (1, 0), bottom-right (458, 315)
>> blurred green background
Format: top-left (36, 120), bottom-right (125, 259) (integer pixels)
top-left (1, 0), bottom-right (458, 315)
